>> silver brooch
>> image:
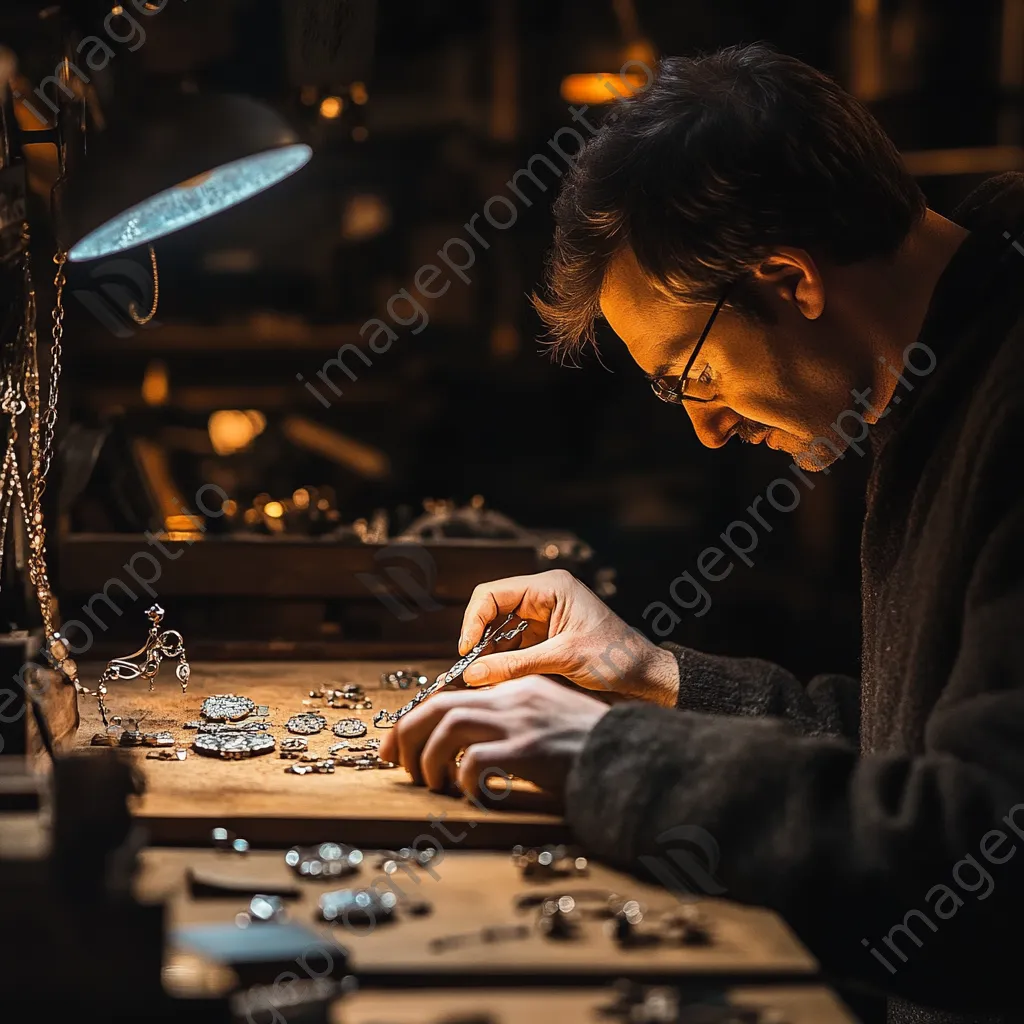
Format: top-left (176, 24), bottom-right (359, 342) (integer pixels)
top-left (332, 718), bottom-right (368, 739)
top-left (286, 713), bottom-right (327, 735)
top-left (193, 732), bottom-right (276, 760)
top-left (200, 694), bottom-right (257, 722)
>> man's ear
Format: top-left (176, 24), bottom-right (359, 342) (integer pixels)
top-left (751, 248), bottom-right (825, 320)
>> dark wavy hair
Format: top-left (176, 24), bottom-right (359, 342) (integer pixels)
top-left (533, 43), bottom-right (926, 361)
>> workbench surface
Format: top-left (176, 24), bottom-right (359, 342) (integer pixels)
top-left (141, 847), bottom-right (818, 988)
top-left (75, 661), bottom-right (568, 847)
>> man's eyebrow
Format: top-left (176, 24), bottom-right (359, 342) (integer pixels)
top-left (645, 362), bottom-right (674, 381)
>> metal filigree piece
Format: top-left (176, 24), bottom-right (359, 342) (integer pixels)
top-left (97, 604), bottom-right (190, 702)
top-left (329, 738), bottom-right (380, 756)
top-left (286, 713), bottom-right (327, 735)
top-left (374, 613), bottom-right (528, 728)
top-left (280, 737), bottom-right (308, 758)
top-left (200, 694), bottom-right (257, 722)
top-left (332, 718), bottom-right (368, 739)
top-left (193, 732), bottom-right (276, 760)
top-left (183, 719), bottom-right (271, 733)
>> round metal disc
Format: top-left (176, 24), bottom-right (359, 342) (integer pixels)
top-left (287, 713), bottom-right (327, 735)
top-left (332, 718), bottom-right (368, 738)
top-left (193, 732), bottom-right (276, 759)
top-left (200, 694), bottom-right (257, 722)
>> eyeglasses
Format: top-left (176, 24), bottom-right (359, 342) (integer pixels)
top-left (649, 283), bottom-right (734, 405)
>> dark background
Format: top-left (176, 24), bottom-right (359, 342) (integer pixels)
top-left (3, 0), bottom-right (1018, 676)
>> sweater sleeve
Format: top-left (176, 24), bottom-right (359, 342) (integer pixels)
top-left (663, 642), bottom-right (861, 741)
top-left (566, 493), bottom-right (1024, 1013)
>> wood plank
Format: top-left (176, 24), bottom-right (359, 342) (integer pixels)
top-left (139, 848), bottom-right (819, 987)
top-left (333, 987), bottom-right (859, 1024)
top-left (74, 661), bottom-right (568, 847)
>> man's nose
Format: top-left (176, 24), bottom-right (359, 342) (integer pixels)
top-left (685, 402), bottom-right (739, 449)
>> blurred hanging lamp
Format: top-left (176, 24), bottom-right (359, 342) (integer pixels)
top-left (57, 91), bottom-right (312, 263)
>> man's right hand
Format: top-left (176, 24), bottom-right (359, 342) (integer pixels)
top-left (458, 569), bottom-right (680, 707)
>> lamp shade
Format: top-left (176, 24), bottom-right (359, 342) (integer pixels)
top-left (59, 93), bottom-right (312, 262)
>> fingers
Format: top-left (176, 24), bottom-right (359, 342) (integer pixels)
top-left (462, 634), bottom-right (572, 686)
top-left (455, 740), bottom-right (521, 803)
top-left (459, 578), bottom-right (531, 654)
top-left (459, 571), bottom-right (575, 654)
top-left (382, 689), bottom-right (501, 785)
top-left (419, 709), bottom-right (506, 792)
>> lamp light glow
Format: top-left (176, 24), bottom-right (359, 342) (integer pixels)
top-left (68, 144), bottom-right (312, 262)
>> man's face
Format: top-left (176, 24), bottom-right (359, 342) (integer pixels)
top-left (598, 247), bottom-right (879, 470)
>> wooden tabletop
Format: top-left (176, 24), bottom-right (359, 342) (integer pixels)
top-left (331, 986), bottom-right (858, 1024)
top-left (75, 661), bottom-right (569, 848)
top-left (141, 847), bottom-right (818, 988)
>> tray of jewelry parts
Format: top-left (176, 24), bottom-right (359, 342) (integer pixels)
top-left (76, 659), bottom-right (569, 848)
top-left (139, 848), bottom-right (818, 987)
top-left (321, 986), bottom-right (859, 1024)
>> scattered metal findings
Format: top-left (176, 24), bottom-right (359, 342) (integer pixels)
top-left (146, 748), bottom-right (188, 761)
top-left (183, 719), bottom-right (271, 733)
top-left (279, 737), bottom-right (308, 758)
top-left (285, 843), bottom-right (364, 879)
top-left (200, 694), bottom-right (257, 722)
top-left (380, 669), bottom-right (429, 690)
top-left (319, 887), bottom-right (397, 925)
top-left (212, 827), bottom-right (250, 854)
top-left (193, 732), bottom-right (276, 760)
top-left (285, 759), bottom-right (335, 775)
top-left (537, 896), bottom-right (580, 940)
top-left (429, 923), bottom-right (530, 953)
top-left (329, 738), bottom-right (380, 756)
top-left (376, 847), bottom-right (440, 875)
top-left (374, 613), bottom-right (528, 727)
top-left (236, 894), bottom-right (287, 927)
top-left (286, 712), bottom-right (327, 735)
top-left (142, 731), bottom-right (175, 747)
top-left (511, 844), bottom-right (589, 880)
top-left (332, 718), bottom-right (368, 739)
top-left (514, 888), bottom-right (623, 916)
top-left (337, 753), bottom-right (397, 770)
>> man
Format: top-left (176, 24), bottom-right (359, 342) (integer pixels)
top-left (379, 44), bottom-right (1024, 1024)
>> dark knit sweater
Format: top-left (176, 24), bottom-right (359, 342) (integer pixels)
top-left (565, 174), bottom-right (1024, 1024)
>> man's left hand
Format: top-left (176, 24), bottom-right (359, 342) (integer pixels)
top-left (377, 676), bottom-right (611, 806)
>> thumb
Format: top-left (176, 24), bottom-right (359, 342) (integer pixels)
top-left (462, 636), bottom-right (570, 686)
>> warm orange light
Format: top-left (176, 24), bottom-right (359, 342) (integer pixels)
top-left (351, 126), bottom-right (369, 142)
top-left (350, 82), bottom-right (368, 105)
top-left (208, 409), bottom-right (265, 456)
top-left (559, 72), bottom-right (648, 105)
top-left (142, 360), bottom-right (169, 406)
top-left (300, 85), bottom-right (319, 106)
top-left (293, 488), bottom-right (310, 509)
top-left (319, 96), bottom-right (344, 119)
top-left (222, 499), bottom-right (238, 517)
top-left (263, 501), bottom-right (284, 519)
top-left (111, 5), bottom-right (124, 14)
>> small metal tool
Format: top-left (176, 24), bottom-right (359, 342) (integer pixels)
top-left (373, 611), bottom-right (528, 727)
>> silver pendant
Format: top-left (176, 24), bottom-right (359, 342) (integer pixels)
top-left (200, 694), bottom-right (257, 722)
top-left (332, 718), bottom-right (367, 739)
top-left (98, 603), bottom-right (190, 693)
top-left (193, 732), bottom-right (276, 760)
top-left (286, 713), bottom-right (327, 735)
top-left (374, 613), bottom-right (528, 728)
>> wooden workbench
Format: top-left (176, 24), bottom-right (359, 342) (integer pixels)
top-left (141, 848), bottom-right (818, 989)
top-left (75, 661), bottom-right (569, 847)
top-left (332, 987), bottom-right (858, 1023)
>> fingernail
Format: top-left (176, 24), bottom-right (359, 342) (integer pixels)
top-left (463, 665), bottom-right (484, 684)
